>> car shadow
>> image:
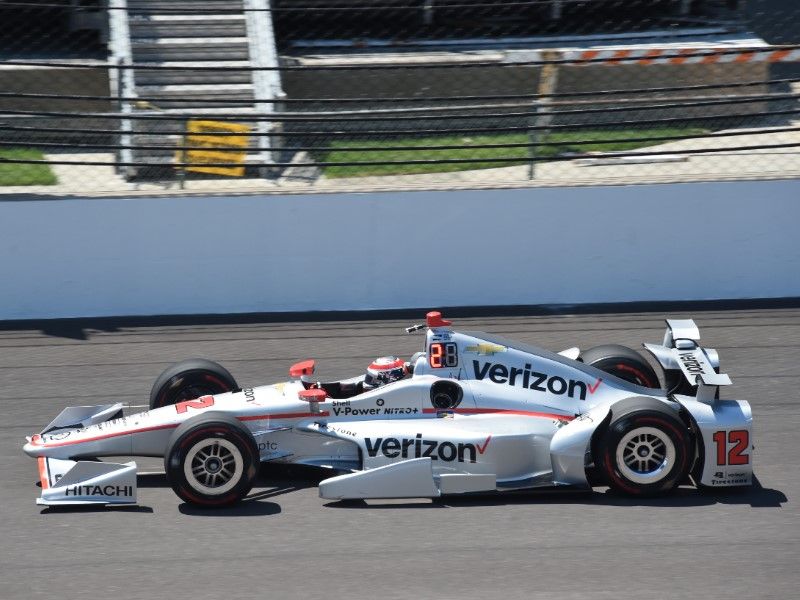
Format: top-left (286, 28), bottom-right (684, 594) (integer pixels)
top-left (324, 476), bottom-right (786, 510)
top-left (40, 504), bottom-right (154, 514)
top-left (146, 466), bottom-right (311, 516)
top-left (41, 467), bottom-right (785, 513)
top-left (38, 469), bottom-right (299, 516)
top-left (178, 499), bottom-right (282, 517)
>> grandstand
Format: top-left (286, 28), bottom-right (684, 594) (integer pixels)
top-left (0, 1), bottom-right (765, 53)
top-left (0, 0), bottom-right (798, 191)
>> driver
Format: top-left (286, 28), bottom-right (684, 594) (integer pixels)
top-left (312, 355), bottom-right (410, 399)
top-left (363, 356), bottom-right (408, 389)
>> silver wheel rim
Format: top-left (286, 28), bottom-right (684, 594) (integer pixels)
top-left (184, 438), bottom-right (243, 496)
top-left (616, 426), bottom-right (676, 485)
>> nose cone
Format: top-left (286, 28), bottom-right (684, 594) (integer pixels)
top-left (23, 435), bottom-right (42, 457)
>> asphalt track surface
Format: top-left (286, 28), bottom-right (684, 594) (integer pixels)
top-left (1, 308), bottom-right (797, 600)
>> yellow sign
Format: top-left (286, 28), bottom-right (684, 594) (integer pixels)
top-left (177, 120), bottom-right (250, 177)
top-left (464, 343), bottom-right (506, 355)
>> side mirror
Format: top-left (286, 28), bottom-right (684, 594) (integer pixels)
top-left (298, 388), bottom-right (327, 414)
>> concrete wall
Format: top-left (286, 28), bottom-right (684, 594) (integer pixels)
top-left (282, 62), bottom-right (776, 140)
top-left (0, 66), bottom-right (114, 145)
top-left (1, 178), bottom-right (798, 320)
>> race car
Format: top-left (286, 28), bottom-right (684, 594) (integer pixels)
top-left (23, 312), bottom-right (753, 507)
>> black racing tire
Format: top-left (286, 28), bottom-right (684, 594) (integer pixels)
top-left (581, 344), bottom-right (661, 389)
top-left (150, 359), bottom-right (238, 409)
top-left (599, 402), bottom-right (692, 496)
top-left (164, 412), bottom-right (259, 507)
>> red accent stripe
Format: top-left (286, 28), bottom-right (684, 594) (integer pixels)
top-left (368, 358), bottom-right (405, 371)
top-left (239, 411), bottom-right (330, 421)
top-left (30, 406), bottom-right (338, 451)
top-left (30, 410), bottom-right (332, 448)
top-left (37, 456), bottom-right (49, 489)
top-left (422, 408), bottom-right (574, 421)
top-left (671, 49), bottom-right (695, 65)
top-left (769, 49), bottom-right (791, 62)
top-left (30, 423), bottom-right (179, 448)
top-left (31, 407), bottom-right (567, 450)
top-left (637, 49), bottom-right (663, 65)
top-left (605, 49), bottom-right (632, 65)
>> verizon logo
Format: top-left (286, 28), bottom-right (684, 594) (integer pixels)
top-left (473, 360), bottom-right (600, 400)
top-left (364, 433), bottom-right (491, 463)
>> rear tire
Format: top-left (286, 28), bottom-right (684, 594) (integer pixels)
top-left (599, 404), bottom-right (692, 496)
top-left (150, 359), bottom-right (238, 409)
top-left (581, 344), bottom-right (660, 388)
top-left (164, 412), bottom-right (258, 507)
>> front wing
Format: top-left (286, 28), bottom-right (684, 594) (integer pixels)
top-left (37, 457), bottom-right (137, 506)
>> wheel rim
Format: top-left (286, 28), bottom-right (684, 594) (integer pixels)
top-left (183, 438), bottom-right (244, 496)
top-left (616, 426), bottom-right (676, 485)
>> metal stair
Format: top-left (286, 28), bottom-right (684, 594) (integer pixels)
top-left (109, 0), bottom-right (284, 178)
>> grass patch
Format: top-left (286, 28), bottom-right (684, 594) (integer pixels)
top-left (0, 148), bottom-right (57, 186)
top-left (321, 128), bottom-right (709, 178)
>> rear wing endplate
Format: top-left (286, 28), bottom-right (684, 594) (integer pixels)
top-left (644, 318), bottom-right (731, 403)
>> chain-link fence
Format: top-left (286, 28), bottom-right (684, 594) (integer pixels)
top-left (1, 0), bottom-right (799, 195)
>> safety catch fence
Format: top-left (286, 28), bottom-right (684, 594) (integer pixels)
top-left (0, 0), bottom-right (799, 194)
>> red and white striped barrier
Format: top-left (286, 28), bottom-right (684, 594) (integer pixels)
top-left (563, 47), bottom-right (800, 66)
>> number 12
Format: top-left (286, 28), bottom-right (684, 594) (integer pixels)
top-left (712, 430), bottom-right (749, 466)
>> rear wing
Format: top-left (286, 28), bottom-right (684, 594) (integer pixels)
top-left (643, 319), bottom-right (731, 402)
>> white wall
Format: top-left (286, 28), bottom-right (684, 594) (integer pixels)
top-left (2, 179), bottom-right (799, 320)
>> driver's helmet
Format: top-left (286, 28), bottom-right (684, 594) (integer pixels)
top-left (364, 356), bottom-right (407, 388)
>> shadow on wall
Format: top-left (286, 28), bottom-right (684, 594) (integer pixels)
top-left (2, 298), bottom-right (800, 340)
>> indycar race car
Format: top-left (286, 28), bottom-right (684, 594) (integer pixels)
top-left (23, 312), bottom-right (753, 507)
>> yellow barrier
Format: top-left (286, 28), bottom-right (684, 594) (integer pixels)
top-left (177, 120), bottom-right (251, 177)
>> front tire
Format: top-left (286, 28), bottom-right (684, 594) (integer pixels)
top-left (164, 412), bottom-right (259, 507)
top-left (599, 406), bottom-right (692, 496)
top-left (150, 358), bottom-right (238, 409)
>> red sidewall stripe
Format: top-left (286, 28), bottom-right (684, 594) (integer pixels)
top-left (615, 363), bottom-right (655, 388)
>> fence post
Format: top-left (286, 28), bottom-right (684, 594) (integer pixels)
top-left (245, 0), bottom-right (285, 178)
top-left (529, 51), bottom-right (561, 180)
top-left (108, 0), bottom-right (136, 179)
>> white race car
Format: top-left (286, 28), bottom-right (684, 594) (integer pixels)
top-left (23, 312), bottom-right (753, 507)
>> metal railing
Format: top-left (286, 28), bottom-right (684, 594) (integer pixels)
top-left (0, 0), bottom-right (798, 193)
